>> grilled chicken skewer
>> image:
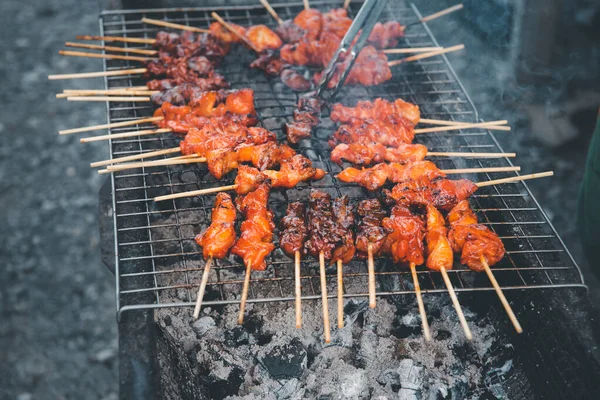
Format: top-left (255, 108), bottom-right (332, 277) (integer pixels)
top-left (193, 193), bottom-right (237, 319)
top-left (447, 200), bottom-right (522, 333)
top-left (331, 196), bottom-right (356, 327)
top-left (280, 202), bottom-right (309, 328)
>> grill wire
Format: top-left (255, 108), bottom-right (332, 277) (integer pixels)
top-left (97, 1), bottom-right (585, 317)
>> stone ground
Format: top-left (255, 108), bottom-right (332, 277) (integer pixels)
top-left (0, 0), bottom-right (598, 399)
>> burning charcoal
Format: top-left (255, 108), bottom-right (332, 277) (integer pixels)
top-left (258, 337), bottom-right (307, 379)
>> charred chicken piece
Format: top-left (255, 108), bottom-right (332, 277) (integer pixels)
top-left (275, 20), bottom-right (307, 44)
top-left (381, 205), bottom-right (425, 265)
top-left (386, 178), bottom-right (478, 211)
top-left (425, 204), bottom-right (454, 271)
top-left (331, 195), bottom-right (356, 264)
top-left (263, 155), bottom-right (326, 188)
top-left (313, 46), bottom-right (391, 88)
top-left (331, 98), bottom-right (421, 126)
top-left (284, 95), bottom-right (324, 144)
top-left (245, 25), bottom-right (283, 52)
top-left (447, 200), bottom-right (505, 272)
top-left (366, 21), bottom-right (405, 49)
top-left (280, 202), bottom-right (308, 258)
top-left (329, 114), bottom-right (416, 148)
top-left (330, 141), bottom-right (429, 166)
top-left (234, 165), bottom-right (268, 195)
top-left (209, 21), bottom-right (247, 43)
top-left (304, 190), bottom-right (345, 261)
top-left (355, 199), bottom-right (388, 258)
top-left (231, 183), bottom-right (275, 271)
top-left (236, 142), bottom-right (296, 170)
top-left (195, 193), bottom-right (237, 259)
top-left (337, 161), bottom-right (447, 191)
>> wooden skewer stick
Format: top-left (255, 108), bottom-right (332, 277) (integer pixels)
top-left (480, 255), bottom-right (523, 333)
top-left (442, 166), bottom-right (520, 175)
top-left (238, 261), bottom-right (252, 325)
top-left (259, 0), bottom-right (284, 24)
top-left (61, 88), bottom-right (157, 95)
top-left (141, 17), bottom-right (210, 33)
top-left (193, 257), bottom-right (213, 320)
top-left (388, 44), bottom-right (465, 67)
top-left (59, 116), bottom-right (163, 135)
top-left (410, 263), bottom-right (431, 341)
top-left (420, 3), bottom-right (464, 23)
top-left (104, 156), bottom-right (205, 171)
top-left (81, 128), bottom-right (173, 142)
top-left (90, 147), bottom-right (181, 167)
top-left (75, 35), bottom-right (156, 44)
top-left (48, 68), bottom-right (147, 80)
top-left (337, 259), bottom-right (344, 329)
top-left (295, 251), bottom-right (302, 328)
top-left (211, 12), bottom-right (260, 53)
top-left (304, 0), bottom-right (310, 10)
top-left (383, 47), bottom-right (443, 54)
top-left (155, 185), bottom-right (238, 202)
top-left (476, 171), bottom-right (554, 188)
top-left (427, 151), bottom-right (516, 158)
top-left (319, 252), bottom-right (331, 343)
top-left (57, 90), bottom-right (156, 98)
top-left (59, 50), bottom-right (155, 62)
top-left (343, 0), bottom-right (352, 10)
top-left (81, 128), bottom-right (172, 143)
top-left (420, 118), bottom-right (507, 127)
top-left (414, 120), bottom-right (510, 134)
top-left (65, 41), bottom-right (158, 55)
top-left (367, 244), bottom-right (376, 309)
top-left (67, 96), bottom-right (151, 102)
top-left (440, 267), bottom-right (473, 340)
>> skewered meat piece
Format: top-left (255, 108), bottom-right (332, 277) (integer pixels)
top-left (447, 200), bottom-right (505, 271)
top-left (313, 46), bottom-right (391, 88)
top-left (284, 95), bottom-right (324, 144)
top-left (355, 199), bottom-right (388, 258)
top-left (146, 73), bottom-right (229, 92)
top-left (330, 141), bottom-right (429, 165)
top-left (280, 69), bottom-right (312, 91)
top-left (381, 205), bottom-right (425, 265)
top-left (385, 178), bottom-right (478, 211)
top-left (263, 154), bottom-right (326, 188)
top-left (280, 31), bottom-right (342, 67)
top-left (245, 25), bottom-right (283, 52)
top-left (231, 183), bottom-right (275, 271)
top-left (321, 8), bottom-right (353, 39)
top-left (292, 8), bottom-right (323, 40)
top-left (304, 190), bottom-right (345, 261)
top-left (329, 114), bottom-right (416, 148)
top-left (195, 193), bottom-right (237, 259)
top-left (337, 161), bottom-right (447, 191)
top-left (250, 51), bottom-right (312, 91)
top-left (234, 165), bottom-right (268, 195)
top-left (280, 202), bottom-right (308, 257)
top-left (275, 20), bottom-right (306, 44)
top-left (366, 21), bottom-right (405, 49)
top-left (210, 21), bottom-right (247, 43)
top-left (331, 196), bottom-right (356, 264)
top-left (331, 98), bottom-right (421, 126)
top-left (425, 204), bottom-right (454, 271)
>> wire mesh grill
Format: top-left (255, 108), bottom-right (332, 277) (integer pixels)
top-left (97, 1), bottom-right (585, 317)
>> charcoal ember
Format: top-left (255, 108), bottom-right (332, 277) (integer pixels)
top-left (224, 326), bottom-right (250, 347)
top-left (258, 337), bottom-right (307, 379)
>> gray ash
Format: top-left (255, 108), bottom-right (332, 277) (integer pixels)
top-left (155, 293), bottom-right (514, 399)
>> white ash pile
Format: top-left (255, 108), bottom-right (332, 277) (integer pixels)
top-left (155, 294), bottom-right (516, 400)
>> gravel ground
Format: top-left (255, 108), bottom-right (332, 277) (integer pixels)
top-left (0, 0), bottom-right (597, 399)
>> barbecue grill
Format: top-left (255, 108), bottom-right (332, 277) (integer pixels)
top-left (90, 1), bottom-right (600, 399)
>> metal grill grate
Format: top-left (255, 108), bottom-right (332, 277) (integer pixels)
top-left (97, 1), bottom-right (585, 317)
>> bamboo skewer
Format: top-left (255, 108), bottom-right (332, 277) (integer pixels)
top-left (420, 4), bottom-right (464, 23)
top-left (319, 252), bottom-right (331, 343)
top-left (303, 0), bottom-right (310, 10)
top-left (443, 166), bottom-right (520, 175)
top-left (343, 0), bottom-right (352, 10)
top-left (259, 0), bottom-right (284, 24)
top-left (48, 68), bottom-right (147, 80)
top-left (480, 255), bottom-right (523, 333)
top-left (388, 44), bottom-right (465, 67)
top-left (238, 261), bottom-right (252, 325)
top-left (427, 151), bottom-right (516, 158)
top-left (141, 17), bottom-right (211, 33)
top-left (193, 257), bottom-right (213, 320)
top-left (367, 244), bottom-right (376, 309)
top-left (59, 50), bottom-right (155, 62)
top-left (420, 118), bottom-right (504, 127)
top-left (476, 171), bottom-right (554, 188)
top-left (90, 147), bottom-right (181, 167)
top-left (155, 185), bottom-right (238, 201)
top-left (57, 90), bottom-right (157, 98)
top-left (383, 47), bottom-right (443, 54)
top-left (410, 263), bottom-right (431, 341)
top-left (65, 42), bottom-right (158, 55)
top-left (76, 35), bottom-right (156, 44)
top-left (295, 251), bottom-right (302, 328)
top-left (67, 96), bottom-right (151, 102)
top-left (440, 267), bottom-right (473, 340)
top-left (59, 116), bottom-right (163, 135)
top-left (104, 156), bottom-right (205, 171)
top-left (415, 120), bottom-right (510, 134)
top-left (81, 128), bottom-right (171, 143)
top-left (211, 12), bottom-right (260, 53)
top-left (337, 259), bottom-right (344, 329)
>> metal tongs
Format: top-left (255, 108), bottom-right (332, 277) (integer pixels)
top-left (316, 0), bottom-right (387, 100)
